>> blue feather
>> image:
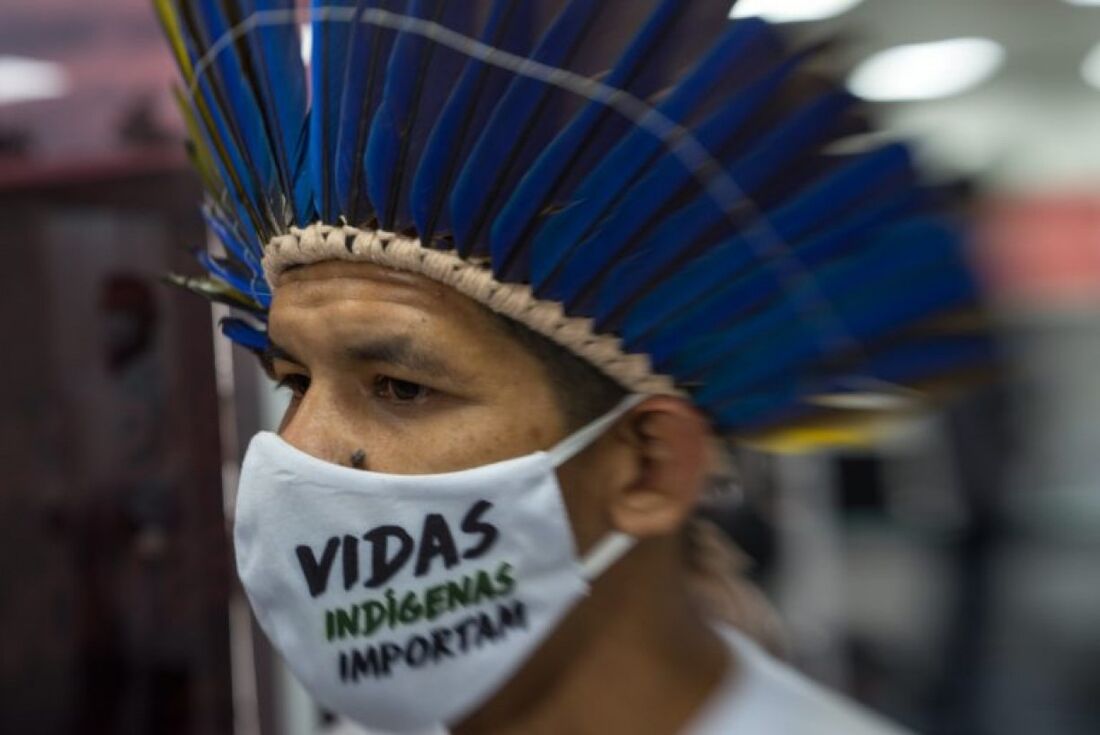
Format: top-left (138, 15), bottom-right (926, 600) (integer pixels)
top-left (860, 335), bottom-right (991, 386)
top-left (220, 317), bottom-right (270, 351)
top-left (448, 0), bottom-right (620, 256)
top-left (712, 335), bottom-right (991, 430)
top-left (177, 30), bottom-right (267, 236)
top-left (191, 0), bottom-right (279, 225)
top-left (622, 189), bottom-right (921, 364)
top-left (333, 0), bottom-right (402, 226)
top-left (537, 72), bottom-right (838, 307)
top-left (712, 384), bottom-right (803, 432)
top-left (239, 0), bottom-right (313, 226)
top-left (666, 220), bottom-right (973, 391)
top-left (610, 144), bottom-right (917, 341)
top-left (197, 251), bottom-right (272, 308)
top-left (290, 117), bottom-right (314, 227)
top-left (524, 21), bottom-right (789, 292)
top-left (412, 0), bottom-right (536, 244)
top-left (487, 0), bottom-right (729, 278)
top-left (309, 0), bottom-right (358, 223)
top-left (202, 204), bottom-right (264, 269)
top-left (690, 266), bottom-right (977, 415)
top-left (366, 0), bottom-right (473, 231)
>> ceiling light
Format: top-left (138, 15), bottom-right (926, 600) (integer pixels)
top-left (729, 0), bottom-right (866, 23)
top-left (1064, 1), bottom-right (1100, 6)
top-left (848, 38), bottom-right (1005, 102)
top-left (0, 56), bottom-right (70, 106)
top-left (1083, 42), bottom-right (1100, 90)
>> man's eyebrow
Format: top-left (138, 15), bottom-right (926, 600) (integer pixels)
top-left (345, 336), bottom-right (458, 380)
top-left (263, 340), bottom-right (302, 365)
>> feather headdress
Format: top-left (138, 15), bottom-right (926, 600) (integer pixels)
top-left (157, 0), bottom-right (988, 433)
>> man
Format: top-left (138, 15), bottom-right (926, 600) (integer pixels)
top-left (157, 1), bottom-right (982, 732)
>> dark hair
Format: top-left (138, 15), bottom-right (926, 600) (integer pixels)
top-left (491, 313), bottom-right (627, 430)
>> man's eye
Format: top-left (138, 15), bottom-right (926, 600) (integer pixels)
top-left (276, 374), bottom-right (310, 397)
top-left (374, 376), bottom-right (431, 404)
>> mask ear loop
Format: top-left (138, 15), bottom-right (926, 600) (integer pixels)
top-left (580, 532), bottom-right (636, 581)
top-left (544, 394), bottom-right (648, 581)
top-left (546, 394), bottom-right (648, 468)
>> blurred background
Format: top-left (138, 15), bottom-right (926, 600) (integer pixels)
top-left (1, 1), bottom-right (1098, 734)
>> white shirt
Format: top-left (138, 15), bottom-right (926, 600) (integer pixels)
top-left (332, 626), bottom-right (909, 735)
top-left (685, 626), bottom-right (911, 735)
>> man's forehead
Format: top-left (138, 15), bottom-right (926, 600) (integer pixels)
top-left (280, 260), bottom-right (441, 291)
top-left (275, 260), bottom-right (476, 313)
top-left (270, 259), bottom-right (514, 351)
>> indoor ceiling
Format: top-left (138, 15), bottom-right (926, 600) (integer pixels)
top-left (806, 0), bottom-right (1100, 191)
top-left (0, 0), bottom-right (1097, 189)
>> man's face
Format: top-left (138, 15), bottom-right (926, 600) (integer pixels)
top-left (265, 260), bottom-right (570, 475)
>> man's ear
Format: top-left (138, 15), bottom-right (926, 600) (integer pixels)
top-left (605, 396), bottom-right (712, 539)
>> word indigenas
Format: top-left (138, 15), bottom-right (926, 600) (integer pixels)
top-left (325, 561), bottom-right (516, 641)
top-left (339, 599), bottom-right (528, 682)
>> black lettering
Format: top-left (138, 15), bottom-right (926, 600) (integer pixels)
top-left (455, 618), bottom-right (478, 652)
top-left (461, 500), bottom-right (499, 560)
top-left (349, 647), bottom-right (384, 681)
top-left (415, 514), bottom-right (460, 577)
top-left (476, 610), bottom-right (498, 644)
top-left (295, 537), bottom-right (340, 598)
top-left (342, 534), bottom-right (359, 591)
top-left (363, 526), bottom-right (415, 588)
top-left (430, 628), bottom-right (454, 660)
top-left (406, 636), bottom-right (430, 667)
top-left (499, 599), bottom-right (527, 632)
top-left (380, 642), bottom-right (402, 674)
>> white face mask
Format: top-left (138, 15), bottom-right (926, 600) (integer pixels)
top-left (234, 396), bottom-right (644, 733)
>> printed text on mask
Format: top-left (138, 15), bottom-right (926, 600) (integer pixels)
top-left (293, 499), bottom-right (529, 682)
top-left (294, 499), bottom-right (498, 596)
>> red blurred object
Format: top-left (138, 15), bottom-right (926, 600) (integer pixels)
top-left (977, 195), bottom-right (1100, 306)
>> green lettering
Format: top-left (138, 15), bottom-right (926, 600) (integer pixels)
top-left (425, 583), bottom-right (448, 620)
top-left (362, 600), bottom-right (388, 637)
top-left (399, 591), bottom-right (424, 625)
top-left (494, 562), bottom-right (516, 597)
top-left (334, 606), bottom-right (360, 640)
top-left (473, 570), bottom-right (497, 603)
top-left (385, 588), bottom-right (398, 629)
top-left (446, 576), bottom-right (472, 608)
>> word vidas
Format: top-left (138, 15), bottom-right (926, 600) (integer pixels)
top-left (295, 500), bottom-right (499, 598)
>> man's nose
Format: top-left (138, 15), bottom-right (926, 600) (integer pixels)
top-left (278, 383), bottom-right (360, 468)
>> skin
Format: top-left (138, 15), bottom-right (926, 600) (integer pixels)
top-left (267, 260), bottom-right (731, 735)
